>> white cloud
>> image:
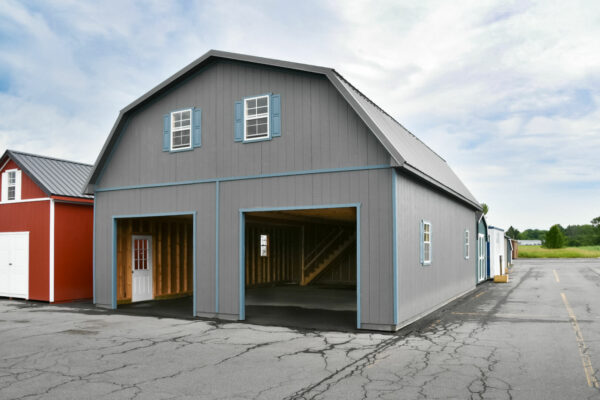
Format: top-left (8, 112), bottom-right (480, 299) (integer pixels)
top-left (0, 0), bottom-right (598, 229)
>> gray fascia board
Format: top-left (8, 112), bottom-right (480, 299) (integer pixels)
top-left (325, 71), bottom-right (405, 166)
top-left (400, 163), bottom-right (482, 211)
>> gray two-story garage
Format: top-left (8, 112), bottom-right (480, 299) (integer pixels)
top-left (85, 50), bottom-right (481, 331)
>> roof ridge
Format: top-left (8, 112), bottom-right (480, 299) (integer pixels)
top-left (331, 70), bottom-right (447, 164)
top-left (8, 149), bottom-right (93, 167)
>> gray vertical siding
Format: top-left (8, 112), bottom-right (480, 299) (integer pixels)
top-left (97, 60), bottom-right (390, 191)
top-left (94, 169), bottom-right (395, 327)
top-left (94, 185), bottom-right (216, 314)
top-left (395, 171), bottom-right (477, 326)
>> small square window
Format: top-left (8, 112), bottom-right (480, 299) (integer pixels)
top-left (260, 234), bottom-right (268, 257)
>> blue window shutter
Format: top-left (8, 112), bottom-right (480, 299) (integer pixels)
top-left (234, 101), bottom-right (243, 142)
top-left (193, 108), bottom-right (202, 148)
top-left (163, 114), bottom-right (170, 151)
top-left (270, 94), bottom-right (281, 137)
top-left (420, 220), bottom-right (424, 265)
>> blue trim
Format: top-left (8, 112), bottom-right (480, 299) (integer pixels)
top-left (239, 210), bottom-right (245, 320)
top-left (237, 203), bottom-right (362, 328)
top-left (356, 204), bottom-right (361, 329)
top-left (111, 218), bottom-right (117, 309)
top-left (93, 203), bottom-right (96, 304)
top-left (193, 212), bottom-right (197, 317)
top-left (392, 170), bottom-right (398, 326)
top-left (95, 164), bottom-right (392, 193)
top-left (488, 225), bottom-right (505, 232)
top-left (110, 211), bottom-right (197, 316)
top-left (215, 181), bottom-right (220, 313)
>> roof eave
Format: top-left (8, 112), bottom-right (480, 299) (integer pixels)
top-left (400, 163), bottom-right (482, 211)
top-left (325, 71), bottom-right (405, 166)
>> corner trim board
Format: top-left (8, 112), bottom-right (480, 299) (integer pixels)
top-left (392, 170), bottom-right (398, 325)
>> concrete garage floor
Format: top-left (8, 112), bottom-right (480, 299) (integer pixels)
top-left (246, 285), bottom-right (357, 331)
top-left (118, 296), bottom-right (194, 320)
top-left (1, 258), bottom-right (600, 399)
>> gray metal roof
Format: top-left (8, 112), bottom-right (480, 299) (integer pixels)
top-left (85, 50), bottom-right (480, 209)
top-left (2, 150), bottom-right (93, 199)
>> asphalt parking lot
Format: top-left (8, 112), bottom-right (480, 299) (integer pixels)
top-left (1, 258), bottom-right (599, 399)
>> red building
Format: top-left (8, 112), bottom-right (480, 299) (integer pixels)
top-left (0, 150), bottom-right (94, 302)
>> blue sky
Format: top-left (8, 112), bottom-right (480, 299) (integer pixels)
top-left (1, 0), bottom-right (599, 231)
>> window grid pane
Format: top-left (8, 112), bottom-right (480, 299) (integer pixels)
top-left (245, 96), bottom-right (269, 139)
top-left (171, 110), bottom-right (192, 149)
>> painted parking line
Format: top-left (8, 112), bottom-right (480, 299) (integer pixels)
top-left (561, 292), bottom-right (599, 389)
top-left (553, 269), bottom-right (560, 283)
top-left (473, 291), bottom-right (486, 299)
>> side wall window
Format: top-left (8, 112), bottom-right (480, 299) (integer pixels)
top-left (420, 220), bottom-right (432, 266)
top-left (464, 230), bottom-right (470, 259)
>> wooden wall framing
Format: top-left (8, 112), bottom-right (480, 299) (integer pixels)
top-left (245, 218), bottom-right (357, 287)
top-left (116, 217), bottom-right (193, 303)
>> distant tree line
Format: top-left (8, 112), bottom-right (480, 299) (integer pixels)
top-left (505, 216), bottom-right (600, 248)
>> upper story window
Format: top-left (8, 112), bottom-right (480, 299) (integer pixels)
top-left (1, 169), bottom-right (20, 202)
top-left (7, 171), bottom-right (16, 201)
top-left (464, 230), bottom-right (470, 259)
top-left (421, 220), bottom-right (432, 265)
top-left (171, 109), bottom-right (192, 150)
top-left (244, 95), bottom-right (270, 141)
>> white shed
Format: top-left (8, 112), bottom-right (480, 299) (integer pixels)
top-left (488, 226), bottom-right (506, 277)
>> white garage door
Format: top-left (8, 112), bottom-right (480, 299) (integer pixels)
top-left (0, 232), bottom-right (29, 299)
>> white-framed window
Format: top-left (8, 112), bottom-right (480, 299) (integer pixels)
top-left (260, 234), bottom-right (269, 257)
top-left (1, 169), bottom-right (20, 202)
top-left (244, 95), bottom-right (269, 141)
top-left (464, 230), bottom-right (470, 259)
top-left (7, 170), bottom-right (16, 201)
top-left (421, 220), bottom-right (432, 265)
top-left (171, 109), bottom-right (192, 150)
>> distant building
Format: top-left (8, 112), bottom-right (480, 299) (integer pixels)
top-left (518, 240), bottom-right (542, 246)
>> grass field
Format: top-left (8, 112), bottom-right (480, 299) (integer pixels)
top-left (518, 245), bottom-right (600, 258)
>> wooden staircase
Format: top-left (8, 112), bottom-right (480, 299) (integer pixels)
top-left (301, 228), bottom-right (356, 286)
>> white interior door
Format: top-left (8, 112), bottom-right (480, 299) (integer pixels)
top-left (131, 235), bottom-right (153, 302)
top-left (0, 232), bottom-right (29, 299)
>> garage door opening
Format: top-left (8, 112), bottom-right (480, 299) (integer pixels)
top-left (243, 207), bottom-right (357, 330)
top-left (115, 216), bottom-right (193, 319)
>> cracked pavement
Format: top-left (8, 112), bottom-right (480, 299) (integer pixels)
top-left (1, 258), bottom-right (600, 399)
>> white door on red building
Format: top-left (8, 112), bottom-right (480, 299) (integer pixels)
top-left (0, 232), bottom-right (29, 299)
top-left (131, 235), bottom-right (153, 302)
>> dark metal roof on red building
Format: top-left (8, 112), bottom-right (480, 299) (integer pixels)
top-left (1, 150), bottom-right (93, 199)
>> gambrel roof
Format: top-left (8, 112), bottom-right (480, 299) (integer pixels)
top-left (85, 50), bottom-right (480, 209)
top-left (1, 150), bottom-right (93, 199)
